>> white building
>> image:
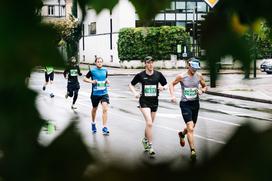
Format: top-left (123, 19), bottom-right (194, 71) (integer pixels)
top-left (78, 0), bottom-right (209, 67)
top-left (41, 0), bottom-right (73, 20)
top-left (79, 0), bottom-right (135, 67)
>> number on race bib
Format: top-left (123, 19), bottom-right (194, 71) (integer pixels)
top-left (144, 85), bottom-right (157, 97)
top-left (70, 69), bottom-right (78, 76)
top-left (96, 81), bottom-right (106, 90)
top-left (184, 88), bottom-right (197, 99)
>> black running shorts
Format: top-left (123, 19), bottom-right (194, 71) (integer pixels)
top-left (67, 83), bottom-right (80, 92)
top-left (91, 94), bottom-right (110, 108)
top-left (45, 72), bottom-right (54, 82)
top-left (180, 100), bottom-right (200, 124)
top-left (138, 97), bottom-right (158, 112)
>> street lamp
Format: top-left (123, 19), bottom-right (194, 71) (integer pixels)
top-left (58, 0), bottom-right (61, 18)
top-left (184, 6), bottom-right (197, 57)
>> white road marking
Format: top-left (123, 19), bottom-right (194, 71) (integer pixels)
top-left (108, 111), bottom-right (226, 145)
top-left (156, 113), bottom-right (240, 127)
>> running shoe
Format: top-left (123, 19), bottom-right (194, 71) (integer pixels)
top-left (50, 93), bottom-right (54, 98)
top-left (191, 150), bottom-right (197, 161)
top-left (71, 104), bottom-right (77, 109)
top-left (102, 127), bottom-right (109, 135)
top-left (91, 123), bottom-right (97, 134)
top-left (148, 144), bottom-right (156, 157)
top-left (178, 131), bottom-right (185, 147)
top-left (42, 86), bottom-right (46, 91)
top-left (142, 138), bottom-right (149, 151)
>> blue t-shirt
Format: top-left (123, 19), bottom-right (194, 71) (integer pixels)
top-left (86, 67), bottom-right (108, 96)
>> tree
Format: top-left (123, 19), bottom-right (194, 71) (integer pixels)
top-left (1, 0), bottom-right (272, 180)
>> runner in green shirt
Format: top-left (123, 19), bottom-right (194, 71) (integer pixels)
top-left (43, 66), bottom-right (55, 98)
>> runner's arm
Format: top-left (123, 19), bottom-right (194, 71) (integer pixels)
top-left (83, 71), bottom-right (96, 84)
top-left (199, 75), bottom-right (207, 94)
top-left (129, 74), bottom-right (140, 98)
top-left (105, 70), bottom-right (110, 84)
top-left (169, 74), bottom-right (182, 101)
top-left (158, 72), bottom-right (168, 91)
top-left (129, 83), bottom-right (140, 98)
top-left (77, 66), bottom-right (82, 76)
top-left (63, 67), bottom-right (68, 78)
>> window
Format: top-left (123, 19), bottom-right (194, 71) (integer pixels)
top-left (176, 1), bottom-right (185, 10)
top-left (197, 2), bottom-right (206, 12)
top-left (155, 13), bottom-right (165, 21)
top-left (187, 2), bottom-right (196, 10)
top-left (176, 21), bottom-right (185, 26)
top-left (61, 5), bottom-right (66, 16)
top-left (166, 13), bottom-right (175, 21)
top-left (89, 22), bottom-right (96, 35)
top-left (48, 6), bottom-right (54, 16)
top-left (176, 13), bottom-right (186, 21)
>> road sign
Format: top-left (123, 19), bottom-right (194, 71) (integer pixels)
top-left (204, 0), bottom-right (219, 8)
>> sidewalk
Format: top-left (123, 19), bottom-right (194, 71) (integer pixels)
top-left (206, 73), bottom-right (272, 104)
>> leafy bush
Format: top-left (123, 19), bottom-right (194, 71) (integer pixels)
top-left (46, 15), bottom-right (81, 59)
top-left (118, 26), bottom-right (190, 61)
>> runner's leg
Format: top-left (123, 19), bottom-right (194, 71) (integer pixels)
top-left (101, 101), bottom-right (108, 127)
top-left (140, 107), bottom-right (153, 143)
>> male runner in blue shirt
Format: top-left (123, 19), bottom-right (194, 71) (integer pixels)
top-left (84, 57), bottom-right (110, 135)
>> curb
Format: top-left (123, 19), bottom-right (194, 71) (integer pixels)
top-left (206, 91), bottom-right (272, 104)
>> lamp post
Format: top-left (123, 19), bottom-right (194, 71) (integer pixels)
top-left (192, 6), bottom-right (196, 57)
top-left (58, 0), bottom-right (61, 18)
top-left (185, 6), bottom-right (197, 57)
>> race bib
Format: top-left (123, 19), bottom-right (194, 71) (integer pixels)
top-left (184, 88), bottom-right (197, 99)
top-left (70, 69), bottom-right (78, 76)
top-left (96, 81), bottom-right (106, 90)
top-left (46, 67), bottom-right (54, 74)
top-left (144, 85), bottom-right (157, 97)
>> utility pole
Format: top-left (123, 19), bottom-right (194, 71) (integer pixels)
top-left (58, 0), bottom-right (61, 18)
top-left (192, 7), bottom-right (196, 57)
top-left (253, 33), bottom-right (257, 78)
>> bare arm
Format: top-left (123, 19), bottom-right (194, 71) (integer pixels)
top-left (129, 83), bottom-right (140, 98)
top-left (83, 77), bottom-right (97, 84)
top-left (198, 75), bottom-right (207, 95)
top-left (169, 74), bottom-right (182, 103)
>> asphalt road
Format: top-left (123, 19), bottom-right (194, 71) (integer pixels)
top-left (28, 72), bottom-right (272, 166)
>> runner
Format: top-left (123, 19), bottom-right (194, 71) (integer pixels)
top-left (83, 57), bottom-right (110, 135)
top-left (129, 56), bottom-right (167, 157)
top-left (42, 66), bottom-right (54, 98)
top-left (169, 58), bottom-right (207, 161)
top-left (64, 57), bottom-right (82, 109)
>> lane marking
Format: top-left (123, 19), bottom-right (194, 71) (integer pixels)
top-left (156, 113), bottom-right (240, 127)
top-left (108, 111), bottom-right (226, 145)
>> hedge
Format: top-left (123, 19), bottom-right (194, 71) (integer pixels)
top-left (118, 26), bottom-right (190, 61)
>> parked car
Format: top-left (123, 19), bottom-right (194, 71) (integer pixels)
top-left (260, 59), bottom-right (272, 72)
top-left (265, 63), bottom-right (272, 74)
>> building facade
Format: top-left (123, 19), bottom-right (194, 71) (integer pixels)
top-left (41, 0), bottom-right (73, 20)
top-left (79, 0), bottom-right (210, 66)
